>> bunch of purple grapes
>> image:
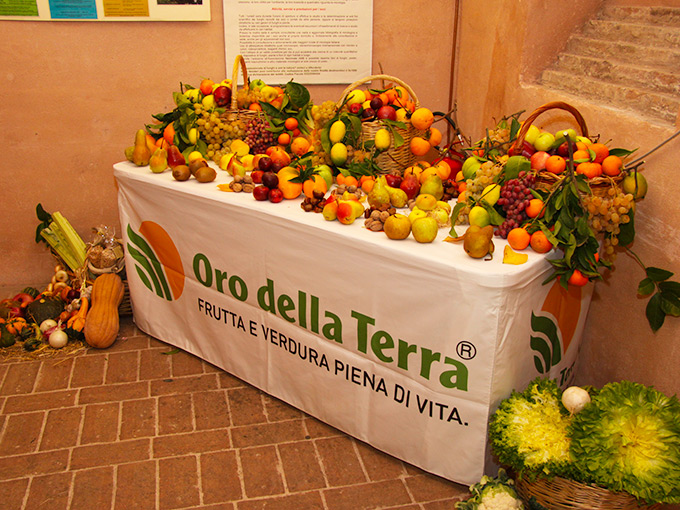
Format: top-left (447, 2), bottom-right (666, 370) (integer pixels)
top-left (495, 171), bottom-right (536, 238)
top-left (243, 117), bottom-right (274, 154)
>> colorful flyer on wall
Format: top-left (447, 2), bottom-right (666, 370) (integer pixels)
top-left (0, 0), bottom-right (210, 20)
top-left (224, 0), bottom-right (373, 85)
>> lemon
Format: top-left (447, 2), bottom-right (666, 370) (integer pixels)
top-left (346, 90), bottom-right (366, 105)
top-left (374, 128), bottom-right (391, 151)
top-left (469, 206), bottom-right (491, 228)
top-left (329, 120), bottom-right (347, 144)
top-left (330, 143), bottom-right (348, 167)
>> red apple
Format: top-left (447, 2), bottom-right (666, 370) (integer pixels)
top-left (384, 174), bottom-right (402, 188)
top-left (399, 174), bottom-right (420, 200)
top-left (268, 188), bottom-right (283, 203)
top-left (213, 85), bottom-right (232, 107)
top-left (376, 106), bottom-right (397, 121)
top-left (530, 151), bottom-right (551, 171)
top-left (348, 103), bottom-right (362, 115)
top-left (262, 172), bottom-right (279, 189)
top-left (253, 185), bottom-right (270, 201)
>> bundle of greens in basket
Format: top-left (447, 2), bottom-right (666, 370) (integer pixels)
top-left (487, 377), bottom-right (680, 508)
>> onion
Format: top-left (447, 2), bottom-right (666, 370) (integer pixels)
top-left (562, 386), bottom-right (591, 415)
top-left (49, 329), bottom-right (69, 349)
top-left (40, 319), bottom-right (58, 333)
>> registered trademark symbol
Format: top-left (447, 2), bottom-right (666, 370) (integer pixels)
top-left (456, 341), bottom-right (476, 360)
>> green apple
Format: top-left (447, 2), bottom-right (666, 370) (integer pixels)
top-left (384, 213), bottom-right (411, 240)
top-left (469, 205), bottom-right (491, 228)
top-left (462, 156), bottom-right (482, 180)
top-left (554, 128), bottom-right (578, 145)
top-left (411, 216), bottom-right (439, 243)
top-left (524, 125), bottom-right (541, 145)
top-left (481, 183), bottom-right (500, 206)
top-left (408, 207), bottom-right (428, 224)
top-left (533, 132), bottom-right (556, 152)
top-left (622, 172), bottom-right (648, 200)
top-left (250, 79), bottom-right (266, 91)
top-left (315, 164), bottom-right (333, 190)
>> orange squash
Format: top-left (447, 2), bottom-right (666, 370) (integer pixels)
top-left (84, 273), bottom-right (125, 349)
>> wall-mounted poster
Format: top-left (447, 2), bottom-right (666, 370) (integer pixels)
top-left (0, 0), bottom-right (210, 20)
top-left (223, 0), bottom-right (373, 85)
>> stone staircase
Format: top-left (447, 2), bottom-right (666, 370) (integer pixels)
top-left (539, 5), bottom-right (680, 125)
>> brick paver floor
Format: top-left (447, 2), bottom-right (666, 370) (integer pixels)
top-left (0, 316), bottom-right (469, 509)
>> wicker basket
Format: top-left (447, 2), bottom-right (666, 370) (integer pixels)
top-left (515, 476), bottom-right (661, 510)
top-left (337, 74), bottom-right (421, 175)
top-left (510, 101), bottom-right (624, 196)
top-left (221, 54), bottom-right (260, 124)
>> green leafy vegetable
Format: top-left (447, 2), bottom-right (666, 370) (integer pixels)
top-left (456, 469), bottom-right (524, 510)
top-left (569, 381), bottom-right (680, 504)
top-left (488, 378), bottom-right (573, 480)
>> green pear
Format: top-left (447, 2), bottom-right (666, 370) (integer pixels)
top-left (385, 184), bottom-right (408, 208)
top-left (367, 176), bottom-right (391, 208)
top-left (149, 148), bottom-right (168, 173)
top-left (420, 174), bottom-right (444, 200)
top-left (463, 225), bottom-right (495, 259)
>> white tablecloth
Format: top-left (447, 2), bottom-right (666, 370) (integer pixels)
top-left (114, 161), bottom-right (593, 484)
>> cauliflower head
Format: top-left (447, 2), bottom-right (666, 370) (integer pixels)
top-left (456, 469), bottom-right (524, 510)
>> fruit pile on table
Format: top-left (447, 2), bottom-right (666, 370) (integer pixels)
top-left (124, 79), bottom-right (679, 330)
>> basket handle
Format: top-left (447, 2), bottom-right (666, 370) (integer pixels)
top-left (337, 74), bottom-right (419, 108)
top-left (230, 55), bottom-right (249, 110)
top-left (510, 101), bottom-right (589, 154)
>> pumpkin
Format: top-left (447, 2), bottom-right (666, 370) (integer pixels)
top-left (84, 273), bottom-right (125, 349)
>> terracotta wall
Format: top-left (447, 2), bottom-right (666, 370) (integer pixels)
top-left (455, 0), bottom-right (680, 399)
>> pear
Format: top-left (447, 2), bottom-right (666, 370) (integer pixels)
top-left (149, 148), bottom-right (168, 173)
top-left (167, 144), bottom-right (186, 169)
top-left (463, 225), bottom-right (495, 259)
top-left (385, 184), bottom-right (408, 208)
top-left (367, 176), bottom-right (391, 209)
top-left (420, 174), bottom-right (444, 200)
top-left (124, 145), bottom-right (134, 162)
top-left (131, 129), bottom-right (151, 166)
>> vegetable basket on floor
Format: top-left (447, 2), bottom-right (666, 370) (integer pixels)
top-left (514, 476), bottom-right (661, 510)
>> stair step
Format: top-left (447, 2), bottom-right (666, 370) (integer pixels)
top-left (564, 34), bottom-right (680, 73)
top-left (553, 53), bottom-right (680, 96)
top-left (580, 18), bottom-right (680, 49)
top-left (600, 5), bottom-right (680, 27)
top-left (539, 69), bottom-right (680, 125)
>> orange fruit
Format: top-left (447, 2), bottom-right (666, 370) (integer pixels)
top-left (284, 117), bottom-right (298, 131)
top-left (428, 127), bottom-right (443, 147)
top-left (199, 79), bottom-right (214, 96)
top-left (248, 103), bottom-right (262, 111)
top-left (384, 87), bottom-right (398, 104)
top-left (277, 167), bottom-right (303, 199)
top-left (589, 143), bottom-right (609, 164)
top-left (335, 173), bottom-right (346, 186)
top-left (410, 108), bottom-right (434, 131)
top-left (601, 155), bottom-right (623, 176)
top-left (360, 176), bottom-right (375, 193)
top-left (277, 132), bottom-right (291, 146)
top-left (410, 136), bottom-right (431, 156)
top-left (432, 160), bottom-right (452, 180)
top-left (545, 155), bottom-right (566, 174)
top-left (576, 161), bottom-right (602, 179)
top-left (526, 198), bottom-right (545, 218)
top-left (575, 141), bottom-right (590, 151)
top-left (393, 85), bottom-right (409, 105)
top-left (507, 228), bottom-right (531, 250)
top-left (303, 174), bottom-right (328, 198)
top-left (290, 136), bottom-right (311, 156)
top-left (572, 149), bottom-right (591, 163)
top-left (343, 175), bottom-right (359, 187)
top-left (567, 269), bottom-right (589, 287)
top-left (530, 230), bottom-right (553, 254)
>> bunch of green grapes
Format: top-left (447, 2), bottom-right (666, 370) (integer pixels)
top-left (582, 187), bottom-right (634, 262)
top-left (455, 160), bottom-right (504, 225)
top-left (235, 88), bottom-right (263, 110)
top-left (311, 100), bottom-right (337, 130)
top-left (194, 104), bottom-right (246, 163)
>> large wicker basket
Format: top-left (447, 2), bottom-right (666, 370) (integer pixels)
top-left (510, 101), bottom-right (624, 196)
top-left (221, 54), bottom-right (260, 125)
top-left (337, 74), bottom-right (421, 175)
top-left (515, 475), bottom-right (661, 510)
